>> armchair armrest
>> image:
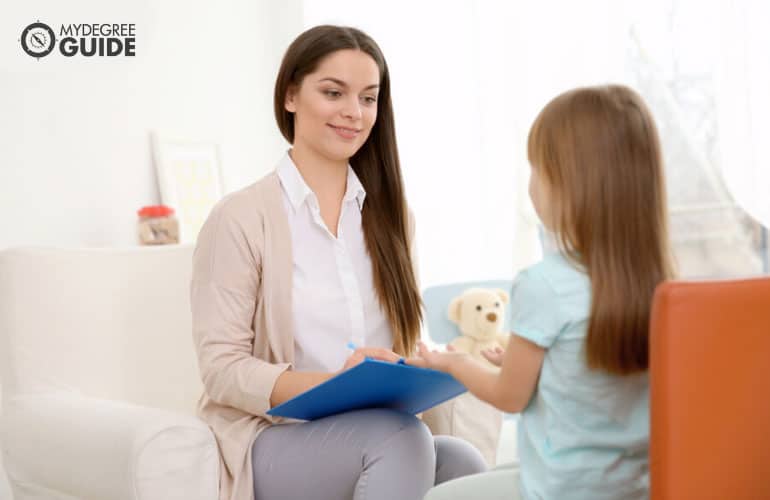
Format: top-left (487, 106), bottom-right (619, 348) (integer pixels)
top-left (1, 393), bottom-right (218, 500)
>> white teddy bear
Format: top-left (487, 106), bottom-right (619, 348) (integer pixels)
top-left (447, 287), bottom-right (510, 363)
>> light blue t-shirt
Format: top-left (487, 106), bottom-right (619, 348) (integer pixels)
top-left (510, 252), bottom-right (649, 500)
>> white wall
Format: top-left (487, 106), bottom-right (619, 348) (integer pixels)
top-left (0, 0), bottom-right (302, 250)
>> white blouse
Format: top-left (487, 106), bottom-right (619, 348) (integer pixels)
top-left (276, 152), bottom-right (393, 372)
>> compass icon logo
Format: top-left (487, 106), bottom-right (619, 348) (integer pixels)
top-left (20, 21), bottom-right (56, 59)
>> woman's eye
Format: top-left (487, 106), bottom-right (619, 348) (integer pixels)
top-left (324, 90), bottom-right (341, 98)
top-left (476, 305), bottom-right (482, 311)
top-left (363, 96), bottom-right (377, 104)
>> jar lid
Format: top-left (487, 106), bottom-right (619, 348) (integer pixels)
top-left (137, 205), bottom-right (175, 217)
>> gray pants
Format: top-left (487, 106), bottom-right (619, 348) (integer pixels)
top-left (252, 409), bottom-right (488, 500)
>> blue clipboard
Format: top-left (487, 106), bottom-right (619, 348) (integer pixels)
top-left (267, 359), bottom-right (467, 421)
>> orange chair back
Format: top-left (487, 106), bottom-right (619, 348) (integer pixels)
top-left (650, 277), bottom-right (770, 499)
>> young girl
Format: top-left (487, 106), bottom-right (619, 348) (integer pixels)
top-left (409, 85), bottom-right (675, 500)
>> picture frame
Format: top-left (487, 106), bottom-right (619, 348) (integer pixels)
top-left (150, 131), bottom-right (224, 244)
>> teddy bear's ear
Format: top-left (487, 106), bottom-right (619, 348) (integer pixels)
top-left (448, 297), bottom-right (463, 324)
top-left (496, 289), bottom-right (510, 304)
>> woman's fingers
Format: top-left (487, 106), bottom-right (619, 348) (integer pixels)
top-left (343, 342), bottom-right (462, 371)
top-left (405, 356), bottom-right (428, 368)
top-left (353, 346), bottom-right (400, 362)
top-left (341, 351), bottom-right (366, 371)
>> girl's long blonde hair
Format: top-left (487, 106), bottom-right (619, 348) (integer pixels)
top-left (528, 84), bottom-right (675, 375)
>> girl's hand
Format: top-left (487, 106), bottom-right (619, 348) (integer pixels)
top-left (480, 346), bottom-right (505, 367)
top-left (405, 341), bottom-right (471, 374)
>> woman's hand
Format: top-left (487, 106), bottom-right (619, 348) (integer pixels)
top-left (405, 341), bottom-right (471, 374)
top-left (339, 346), bottom-right (402, 373)
top-left (480, 346), bottom-right (505, 367)
top-left (340, 350), bottom-right (367, 372)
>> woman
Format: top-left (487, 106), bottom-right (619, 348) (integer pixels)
top-left (191, 25), bottom-right (487, 500)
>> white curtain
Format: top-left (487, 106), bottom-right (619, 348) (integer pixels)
top-left (300, 0), bottom-right (769, 284)
top-left (628, 0), bottom-right (768, 277)
top-left (716, 0), bottom-right (770, 229)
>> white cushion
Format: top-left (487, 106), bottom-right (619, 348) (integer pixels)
top-left (0, 245), bottom-right (201, 415)
top-left (0, 245), bottom-right (216, 499)
top-left (1, 393), bottom-right (217, 500)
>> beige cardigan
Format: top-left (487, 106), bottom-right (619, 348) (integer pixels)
top-left (190, 171), bottom-right (416, 500)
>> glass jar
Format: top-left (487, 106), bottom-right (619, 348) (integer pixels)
top-left (137, 205), bottom-right (179, 245)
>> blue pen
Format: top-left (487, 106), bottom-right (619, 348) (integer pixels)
top-left (347, 341), bottom-right (406, 364)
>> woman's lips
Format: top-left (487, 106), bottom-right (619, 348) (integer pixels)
top-left (328, 124), bottom-right (361, 140)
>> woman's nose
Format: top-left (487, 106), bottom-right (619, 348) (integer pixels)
top-left (341, 98), bottom-right (362, 120)
top-left (486, 312), bottom-right (497, 322)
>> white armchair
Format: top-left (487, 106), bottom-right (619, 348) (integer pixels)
top-left (0, 245), bottom-right (218, 500)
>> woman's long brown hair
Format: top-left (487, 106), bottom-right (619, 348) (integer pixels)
top-left (274, 25), bottom-right (422, 356)
top-left (528, 85), bottom-right (676, 375)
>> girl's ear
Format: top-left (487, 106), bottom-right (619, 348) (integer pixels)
top-left (496, 289), bottom-right (510, 304)
top-left (285, 85), bottom-right (298, 113)
top-left (448, 297), bottom-right (463, 324)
